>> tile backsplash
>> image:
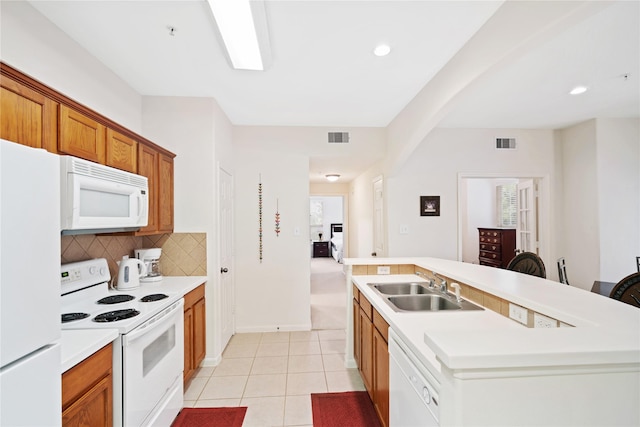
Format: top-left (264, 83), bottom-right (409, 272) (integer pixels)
top-left (61, 233), bottom-right (207, 280)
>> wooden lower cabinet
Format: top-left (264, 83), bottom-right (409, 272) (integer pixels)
top-left (353, 286), bottom-right (361, 368)
top-left (184, 284), bottom-right (206, 386)
top-left (359, 306), bottom-right (374, 393)
top-left (62, 343), bottom-right (113, 427)
top-left (353, 285), bottom-right (390, 427)
top-left (372, 319), bottom-right (390, 427)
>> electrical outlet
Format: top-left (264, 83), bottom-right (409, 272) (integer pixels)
top-left (399, 225), bottom-right (409, 234)
top-left (377, 266), bottom-right (391, 275)
top-left (508, 303), bottom-right (528, 325)
top-left (533, 313), bottom-right (557, 328)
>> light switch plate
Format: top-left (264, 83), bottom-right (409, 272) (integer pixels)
top-left (377, 266), bottom-right (391, 275)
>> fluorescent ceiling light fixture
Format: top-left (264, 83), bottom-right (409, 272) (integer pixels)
top-left (373, 44), bottom-right (391, 57)
top-left (569, 85), bottom-right (588, 95)
top-left (207, 0), bottom-right (265, 70)
top-left (325, 174), bottom-right (340, 182)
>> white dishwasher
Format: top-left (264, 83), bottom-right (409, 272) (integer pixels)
top-left (389, 329), bottom-right (440, 426)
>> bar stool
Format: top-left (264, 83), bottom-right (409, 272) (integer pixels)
top-left (610, 272), bottom-right (640, 308)
top-left (506, 252), bottom-right (546, 278)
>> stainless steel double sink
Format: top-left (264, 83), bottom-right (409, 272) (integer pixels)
top-left (368, 282), bottom-right (483, 312)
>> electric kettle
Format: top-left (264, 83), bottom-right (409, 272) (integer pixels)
top-left (116, 256), bottom-right (147, 290)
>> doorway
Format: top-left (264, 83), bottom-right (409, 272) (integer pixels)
top-left (457, 173), bottom-right (549, 269)
top-left (309, 195), bottom-right (346, 330)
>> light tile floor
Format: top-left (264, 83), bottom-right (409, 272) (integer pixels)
top-left (183, 330), bottom-right (365, 427)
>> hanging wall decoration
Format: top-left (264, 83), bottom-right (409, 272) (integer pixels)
top-left (275, 198), bottom-right (281, 237)
top-left (258, 175), bottom-right (263, 262)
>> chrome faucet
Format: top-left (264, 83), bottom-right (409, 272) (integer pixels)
top-left (415, 271), bottom-right (436, 289)
top-left (433, 273), bottom-right (448, 293)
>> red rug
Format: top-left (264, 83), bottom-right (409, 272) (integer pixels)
top-left (171, 407), bottom-right (247, 427)
top-left (311, 391), bottom-right (382, 427)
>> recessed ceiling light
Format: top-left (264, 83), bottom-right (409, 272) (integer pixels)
top-left (325, 174), bottom-right (340, 182)
top-left (373, 44), bottom-right (391, 57)
top-left (569, 85), bottom-right (588, 95)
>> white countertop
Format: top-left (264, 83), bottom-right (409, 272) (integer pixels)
top-left (60, 275), bottom-right (208, 372)
top-left (61, 329), bottom-right (119, 373)
top-left (346, 257), bottom-right (640, 376)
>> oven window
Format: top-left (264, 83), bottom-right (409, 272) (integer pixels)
top-left (142, 325), bottom-right (175, 377)
top-left (80, 188), bottom-right (130, 217)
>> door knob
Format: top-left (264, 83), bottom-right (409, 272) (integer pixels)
top-left (220, 267), bottom-right (229, 273)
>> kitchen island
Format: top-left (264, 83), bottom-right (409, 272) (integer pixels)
top-left (344, 257), bottom-right (640, 426)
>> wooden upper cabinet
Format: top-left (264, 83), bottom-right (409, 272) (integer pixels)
top-left (106, 128), bottom-right (137, 173)
top-left (59, 104), bottom-right (106, 163)
top-left (158, 153), bottom-right (174, 233)
top-left (0, 75), bottom-right (57, 151)
top-left (136, 144), bottom-right (174, 235)
top-left (137, 144), bottom-right (159, 235)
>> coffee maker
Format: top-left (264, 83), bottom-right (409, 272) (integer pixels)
top-left (135, 248), bottom-right (163, 282)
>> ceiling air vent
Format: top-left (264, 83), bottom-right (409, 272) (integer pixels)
top-left (328, 132), bottom-right (350, 143)
top-left (496, 138), bottom-right (516, 149)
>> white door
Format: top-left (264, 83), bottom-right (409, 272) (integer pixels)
top-left (516, 179), bottom-right (538, 254)
top-left (219, 168), bottom-right (234, 348)
top-left (373, 177), bottom-right (384, 257)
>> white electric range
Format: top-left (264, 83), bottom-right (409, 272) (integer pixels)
top-left (61, 258), bottom-right (184, 427)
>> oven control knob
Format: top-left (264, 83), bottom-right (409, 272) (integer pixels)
top-left (89, 266), bottom-right (96, 275)
top-left (422, 386), bottom-right (431, 404)
top-left (99, 267), bottom-right (107, 276)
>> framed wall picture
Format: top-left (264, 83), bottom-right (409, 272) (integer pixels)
top-left (420, 196), bottom-right (440, 216)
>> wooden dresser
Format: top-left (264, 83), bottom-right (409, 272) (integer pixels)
top-left (313, 241), bottom-right (330, 258)
top-left (478, 228), bottom-right (516, 269)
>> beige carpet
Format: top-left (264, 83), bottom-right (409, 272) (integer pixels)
top-left (311, 257), bottom-right (347, 330)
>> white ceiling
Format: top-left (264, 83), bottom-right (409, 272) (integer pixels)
top-left (27, 0), bottom-right (640, 182)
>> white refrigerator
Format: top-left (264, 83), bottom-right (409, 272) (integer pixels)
top-left (0, 140), bottom-right (61, 426)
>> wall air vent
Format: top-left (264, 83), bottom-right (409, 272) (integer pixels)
top-left (328, 132), bottom-right (350, 143)
top-left (496, 138), bottom-right (516, 149)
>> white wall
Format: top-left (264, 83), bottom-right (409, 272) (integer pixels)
top-left (0, 1), bottom-right (142, 132)
top-left (233, 146), bottom-right (311, 331)
top-left (558, 120), bottom-right (600, 289)
top-left (348, 161), bottom-right (385, 258)
top-left (385, 128), bottom-right (557, 264)
top-left (596, 118), bottom-right (640, 281)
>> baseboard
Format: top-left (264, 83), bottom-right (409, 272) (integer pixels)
top-left (234, 323), bottom-right (313, 333)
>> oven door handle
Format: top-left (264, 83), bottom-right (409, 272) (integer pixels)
top-left (123, 299), bottom-right (184, 345)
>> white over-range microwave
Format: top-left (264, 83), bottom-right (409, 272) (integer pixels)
top-left (60, 155), bottom-right (149, 235)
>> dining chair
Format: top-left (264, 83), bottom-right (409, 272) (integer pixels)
top-left (557, 257), bottom-right (570, 285)
top-left (506, 252), bottom-right (546, 279)
top-left (636, 256), bottom-right (640, 273)
top-left (609, 272), bottom-right (640, 308)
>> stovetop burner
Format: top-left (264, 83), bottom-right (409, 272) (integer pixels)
top-left (93, 308), bottom-right (140, 323)
top-left (97, 294), bottom-right (135, 304)
top-left (61, 312), bottom-right (90, 323)
top-left (140, 293), bottom-right (169, 302)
